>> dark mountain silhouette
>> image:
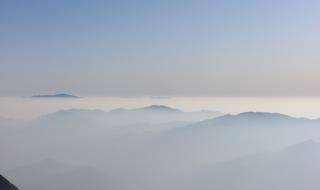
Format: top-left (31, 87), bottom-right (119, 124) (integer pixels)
top-left (32, 93), bottom-right (79, 98)
top-left (0, 175), bottom-right (19, 190)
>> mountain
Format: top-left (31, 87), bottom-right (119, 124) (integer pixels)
top-left (2, 111), bottom-right (320, 190)
top-left (35, 105), bottom-right (223, 127)
top-left (183, 112), bottom-right (313, 129)
top-left (1, 105), bottom-right (221, 173)
top-left (35, 109), bottom-right (106, 128)
top-left (108, 105), bottom-right (223, 124)
top-left (32, 93), bottom-right (79, 98)
top-left (4, 160), bottom-right (119, 190)
top-left (139, 112), bottom-right (320, 177)
top-left (133, 105), bottom-right (182, 112)
top-left (181, 140), bottom-right (320, 190)
top-left (0, 175), bottom-right (19, 190)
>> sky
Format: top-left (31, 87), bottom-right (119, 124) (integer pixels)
top-left (1, 0), bottom-right (320, 97)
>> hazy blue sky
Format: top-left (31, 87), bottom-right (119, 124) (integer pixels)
top-left (1, 0), bottom-right (320, 97)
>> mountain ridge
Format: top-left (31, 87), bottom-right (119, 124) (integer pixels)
top-left (182, 111), bottom-right (315, 129)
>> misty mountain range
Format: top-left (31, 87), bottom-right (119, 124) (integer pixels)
top-left (1, 105), bottom-right (320, 190)
top-left (35, 105), bottom-right (223, 127)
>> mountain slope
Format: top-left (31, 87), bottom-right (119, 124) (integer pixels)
top-left (0, 175), bottom-right (19, 190)
top-left (139, 112), bottom-right (320, 178)
top-left (182, 140), bottom-right (320, 190)
top-left (183, 112), bottom-right (313, 129)
top-left (4, 160), bottom-right (119, 190)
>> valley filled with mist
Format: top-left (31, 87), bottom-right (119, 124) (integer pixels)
top-left (1, 102), bottom-right (320, 190)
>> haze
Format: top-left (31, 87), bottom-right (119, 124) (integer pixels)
top-left (1, 97), bottom-right (320, 120)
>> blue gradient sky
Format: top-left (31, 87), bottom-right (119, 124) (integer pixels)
top-left (1, 0), bottom-right (320, 96)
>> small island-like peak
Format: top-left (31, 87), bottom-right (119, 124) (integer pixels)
top-left (32, 93), bottom-right (80, 98)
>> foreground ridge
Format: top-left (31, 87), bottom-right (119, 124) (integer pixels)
top-left (0, 175), bottom-right (19, 190)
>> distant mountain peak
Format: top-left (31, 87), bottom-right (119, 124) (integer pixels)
top-left (32, 93), bottom-right (79, 98)
top-left (109, 105), bottom-right (181, 113)
top-left (213, 111), bottom-right (303, 121)
top-left (184, 111), bottom-right (312, 129)
top-left (236, 112), bottom-right (292, 119)
top-left (140, 105), bottom-right (182, 112)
